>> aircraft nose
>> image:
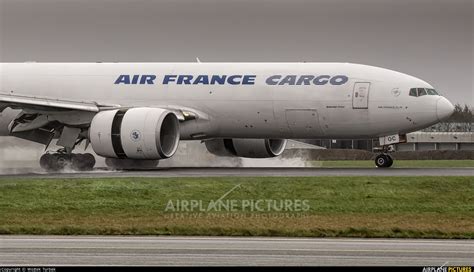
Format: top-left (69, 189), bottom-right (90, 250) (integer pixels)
top-left (436, 97), bottom-right (455, 121)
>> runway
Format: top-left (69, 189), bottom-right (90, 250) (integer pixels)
top-left (0, 167), bottom-right (472, 178)
top-left (0, 236), bottom-right (473, 266)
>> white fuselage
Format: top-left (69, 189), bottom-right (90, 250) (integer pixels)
top-left (0, 62), bottom-right (452, 140)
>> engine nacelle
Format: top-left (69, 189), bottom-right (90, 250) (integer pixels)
top-left (205, 138), bottom-right (287, 158)
top-left (89, 107), bottom-right (180, 159)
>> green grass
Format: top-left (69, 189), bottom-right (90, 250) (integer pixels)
top-left (0, 176), bottom-right (473, 238)
top-left (310, 160), bottom-right (474, 168)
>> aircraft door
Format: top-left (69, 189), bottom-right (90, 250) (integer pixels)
top-left (352, 82), bottom-right (370, 109)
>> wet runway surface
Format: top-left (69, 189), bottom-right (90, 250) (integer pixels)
top-left (0, 167), bottom-right (472, 178)
top-left (1, 236), bottom-right (472, 266)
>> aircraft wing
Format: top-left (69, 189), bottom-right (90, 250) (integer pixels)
top-left (0, 92), bottom-right (194, 119)
top-left (0, 92), bottom-right (119, 113)
top-left (0, 92), bottom-right (122, 147)
top-left (0, 92), bottom-right (199, 147)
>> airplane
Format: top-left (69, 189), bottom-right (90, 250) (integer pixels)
top-left (0, 62), bottom-right (454, 171)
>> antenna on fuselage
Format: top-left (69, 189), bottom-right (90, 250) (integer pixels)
top-left (196, 57), bottom-right (202, 63)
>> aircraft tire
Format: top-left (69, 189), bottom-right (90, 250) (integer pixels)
top-left (375, 154), bottom-right (392, 168)
top-left (71, 153), bottom-right (96, 171)
top-left (386, 154), bottom-right (394, 167)
top-left (40, 153), bottom-right (96, 171)
top-left (39, 153), bottom-right (55, 171)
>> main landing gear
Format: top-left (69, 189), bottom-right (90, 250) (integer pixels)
top-left (40, 151), bottom-right (96, 171)
top-left (374, 145), bottom-right (394, 168)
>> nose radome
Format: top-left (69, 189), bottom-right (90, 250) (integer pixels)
top-left (436, 97), bottom-right (455, 121)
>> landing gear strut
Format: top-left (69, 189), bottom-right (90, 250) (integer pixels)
top-left (40, 151), bottom-right (96, 171)
top-left (374, 145), bottom-right (394, 168)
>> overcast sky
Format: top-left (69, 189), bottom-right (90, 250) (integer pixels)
top-left (0, 0), bottom-right (472, 104)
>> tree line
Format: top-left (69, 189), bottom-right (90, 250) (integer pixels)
top-left (446, 104), bottom-right (473, 123)
top-left (424, 103), bottom-right (473, 132)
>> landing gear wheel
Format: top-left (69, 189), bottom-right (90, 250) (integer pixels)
top-left (82, 153), bottom-right (96, 170)
top-left (375, 154), bottom-right (393, 168)
top-left (71, 154), bottom-right (96, 171)
top-left (55, 154), bottom-right (70, 169)
top-left (386, 155), bottom-right (394, 167)
top-left (40, 153), bottom-right (96, 171)
top-left (39, 153), bottom-right (54, 171)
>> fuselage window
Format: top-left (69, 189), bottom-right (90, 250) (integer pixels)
top-left (417, 88), bottom-right (427, 96)
top-left (409, 88), bottom-right (418, 97)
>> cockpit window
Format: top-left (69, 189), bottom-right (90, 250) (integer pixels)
top-left (426, 88), bottom-right (438, 95)
top-left (409, 88), bottom-right (439, 97)
top-left (417, 88), bottom-right (427, 96)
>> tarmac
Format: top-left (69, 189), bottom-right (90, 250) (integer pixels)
top-left (1, 236), bottom-right (473, 266)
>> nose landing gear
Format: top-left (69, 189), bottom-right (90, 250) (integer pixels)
top-left (374, 145), bottom-right (394, 168)
top-left (40, 150), bottom-right (96, 171)
top-left (375, 153), bottom-right (393, 168)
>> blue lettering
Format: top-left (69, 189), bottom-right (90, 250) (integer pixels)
top-left (242, 75), bottom-right (256, 85)
top-left (330, 75), bottom-right (349, 85)
top-left (210, 75), bottom-right (227, 84)
top-left (140, 75), bottom-right (156, 84)
top-left (296, 75), bottom-right (314, 85)
top-left (177, 75), bottom-right (193, 84)
top-left (313, 75), bottom-right (330, 85)
top-left (193, 75), bottom-right (209, 85)
top-left (266, 75), bottom-right (281, 85)
top-left (115, 74), bottom-right (347, 86)
top-left (131, 75), bottom-right (140, 84)
top-left (163, 75), bottom-right (177, 84)
top-left (115, 74), bottom-right (156, 85)
top-left (115, 75), bottom-right (130, 84)
top-left (227, 75), bottom-right (242, 85)
top-left (279, 75), bottom-right (297, 85)
top-left (265, 74), bottom-right (348, 86)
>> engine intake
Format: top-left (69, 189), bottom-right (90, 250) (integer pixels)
top-left (89, 107), bottom-right (180, 159)
top-left (205, 138), bottom-right (287, 158)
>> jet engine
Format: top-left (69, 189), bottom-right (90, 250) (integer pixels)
top-left (89, 107), bottom-right (180, 160)
top-left (205, 138), bottom-right (287, 158)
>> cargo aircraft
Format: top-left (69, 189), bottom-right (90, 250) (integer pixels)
top-left (0, 62), bottom-right (454, 170)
